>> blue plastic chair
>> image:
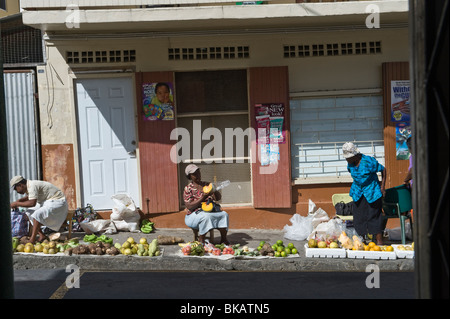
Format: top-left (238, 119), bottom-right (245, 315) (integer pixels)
top-left (382, 185), bottom-right (413, 244)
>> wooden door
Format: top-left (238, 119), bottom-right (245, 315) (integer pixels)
top-left (249, 66), bottom-right (292, 208)
top-left (136, 72), bottom-right (179, 213)
top-left (382, 62), bottom-right (411, 188)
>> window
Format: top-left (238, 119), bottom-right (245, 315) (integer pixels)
top-left (175, 70), bottom-right (251, 205)
top-left (290, 94), bottom-right (385, 183)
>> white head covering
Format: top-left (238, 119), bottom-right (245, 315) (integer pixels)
top-left (342, 142), bottom-right (360, 159)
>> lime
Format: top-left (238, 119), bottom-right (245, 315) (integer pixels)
top-left (287, 243), bottom-right (294, 249)
top-left (285, 248), bottom-right (291, 255)
top-left (276, 240), bottom-right (283, 246)
top-left (280, 251), bottom-right (287, 257)
top-left (277, 246), bottom-right (284, 252)
top-left (274, 251), bottom-right (281, 257)
top-left (259, 241), bottom-right (265, 246)
top-left (291, 248), bottom-right (298, 255)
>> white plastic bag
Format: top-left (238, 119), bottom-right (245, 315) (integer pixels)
top-left (110, 194), bottom-right (140, 232)
top-left (307, 217), bottom-right (345, 241)
top-left (283, 213), bottom-right (314, 241)
top-left (283, 199), bottom-right (330, 241)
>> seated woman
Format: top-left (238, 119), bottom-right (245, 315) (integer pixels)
top-left (183, 164), bottom-right (229, 244)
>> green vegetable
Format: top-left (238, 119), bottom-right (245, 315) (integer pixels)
top-left (83, 234), bottom-right (113, 244)
top-left (148, 239), bottom-right (159, 256)
top-left (83, 234), bottom-right (97, 243)
top-left (141, 219), bottom-right (154, 233)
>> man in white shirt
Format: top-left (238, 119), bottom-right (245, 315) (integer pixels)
top-left (10, 175), bottom-right (68, 243)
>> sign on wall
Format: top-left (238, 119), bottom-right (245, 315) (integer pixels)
top-left (391, 80), bottom-right (411, 160)
top-left (142, 82), bottom-right (174, 121)
top-left (255, 103), bottom-right (286, 166)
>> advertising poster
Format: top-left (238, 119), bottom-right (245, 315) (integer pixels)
top-left (255, 103), bottom-right (285, 166)
top-left (143, 82), bottom-right (175, 121)
top-left (396, 122), bottom-right (411, 160)
top-left (255, 103), bottom-right (286, 144)
top-left (390, 80), bottom-right (411, 122)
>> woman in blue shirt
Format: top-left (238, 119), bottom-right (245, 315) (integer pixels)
top-left (343, 142), bottom-right (386, 245)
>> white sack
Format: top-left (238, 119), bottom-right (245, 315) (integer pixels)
top-left (110, 194), bottom-right (141, 232)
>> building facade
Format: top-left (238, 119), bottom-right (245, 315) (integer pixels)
top-left (20, 0), bottom-right (410, 229)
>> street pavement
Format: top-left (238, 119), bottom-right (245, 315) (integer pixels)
top-left (12, 228), bottom-right (415, 272)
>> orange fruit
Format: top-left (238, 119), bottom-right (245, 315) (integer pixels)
top-left (364, 245), bottom-right (370, 251)
top-left (386, 246), bottom-right (394, 252)
top-left (373, 245), bottom-right (381, 251)
top-left (368, 242), bottom-right (376, 248)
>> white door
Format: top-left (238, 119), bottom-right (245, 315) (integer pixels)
top-left (76, 77), bottom-right (139, 209)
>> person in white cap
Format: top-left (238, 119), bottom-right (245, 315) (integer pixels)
top-left (342, 142), bottom-right (386, 245)
top-left (183, 164), bottom-right (229, 244)
top-left (10, 176), bottom-right (68, 244)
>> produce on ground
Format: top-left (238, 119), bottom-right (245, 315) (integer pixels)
top-left (83, 234), bottom-right (113, 244)
top-left (140, 219), bottom-right (154, 233)
top-left (180, 240), bottom-right (298, 258)
top-left (13, 236), bottom-right (80, 255)
top-left (118, 237), bottom-right (161, 257)
top-left (157, 235), bottom-right (184, 245)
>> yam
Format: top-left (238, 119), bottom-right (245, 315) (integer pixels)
top-left (157, 235), bottom-right (185, 245)
top-left (259, 243), bottom-right (274, 256)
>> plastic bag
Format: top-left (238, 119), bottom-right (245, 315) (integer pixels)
top-left (283, 199), bottom-right (330, 241)
top-left (307, 217), bottom-right (345, 241)
top-left (110, 194), bottom-right (140, 232)
top-left (283, 213), bottom-right (314, 241)
top-left (385, 221), bottom-right (413, 241)
top-left (11, 208), bottom-right (29, 237)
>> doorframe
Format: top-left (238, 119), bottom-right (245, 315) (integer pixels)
top-left (70, 72), bottom-right (141, 209)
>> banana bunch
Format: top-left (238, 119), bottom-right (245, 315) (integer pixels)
top-left (141, 219), bottom-right (154, 233)
top-left (178, 241), bottom-right (201, 248)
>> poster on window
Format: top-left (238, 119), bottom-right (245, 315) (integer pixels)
top-left (142, 82), bottom-right (174, 121)
top-left (391, 80), bottom-right (411, 123)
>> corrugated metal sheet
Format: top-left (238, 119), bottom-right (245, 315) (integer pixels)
top-left (4, 70), bottom-right (39, 201)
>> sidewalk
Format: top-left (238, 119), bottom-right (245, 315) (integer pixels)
top-left (12, 228), bottom-right (415, 272)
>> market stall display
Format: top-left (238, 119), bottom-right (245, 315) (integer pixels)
top-left (178, 239), bottom-right (299, 259)
top-left (392, 244), bottom-right (415, 259)
top-left (12, 235), bottom-right (162, 257)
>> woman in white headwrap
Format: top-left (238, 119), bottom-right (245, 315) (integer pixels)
top-left (342, 143), bottom-right (386, 245)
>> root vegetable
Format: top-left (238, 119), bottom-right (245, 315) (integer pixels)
top-left (157, 235), bottom-right (184, 245)
top-left (259, 243), bottom-right (274, 256)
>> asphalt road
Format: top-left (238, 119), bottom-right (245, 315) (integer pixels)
top-left (13, 269), bottom-right (415, 300)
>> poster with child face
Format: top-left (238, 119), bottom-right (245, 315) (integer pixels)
top-left (143, 82), bottom-right (175, 121)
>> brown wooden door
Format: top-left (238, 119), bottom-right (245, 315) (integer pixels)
top-left (382, 62), bottom-right (411, 189)
top-left (136, 72), bottom-right (179, 213)
top-left (249, 66), bottom-right (292, 208)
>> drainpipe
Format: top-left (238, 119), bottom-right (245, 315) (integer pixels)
top-left (0, 22), bottom-right (15, 299)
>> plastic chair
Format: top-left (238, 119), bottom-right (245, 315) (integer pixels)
top-left (382, 185), bottom-right (413, 244)
top-left (332, 193), bottom-right (354, 221)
